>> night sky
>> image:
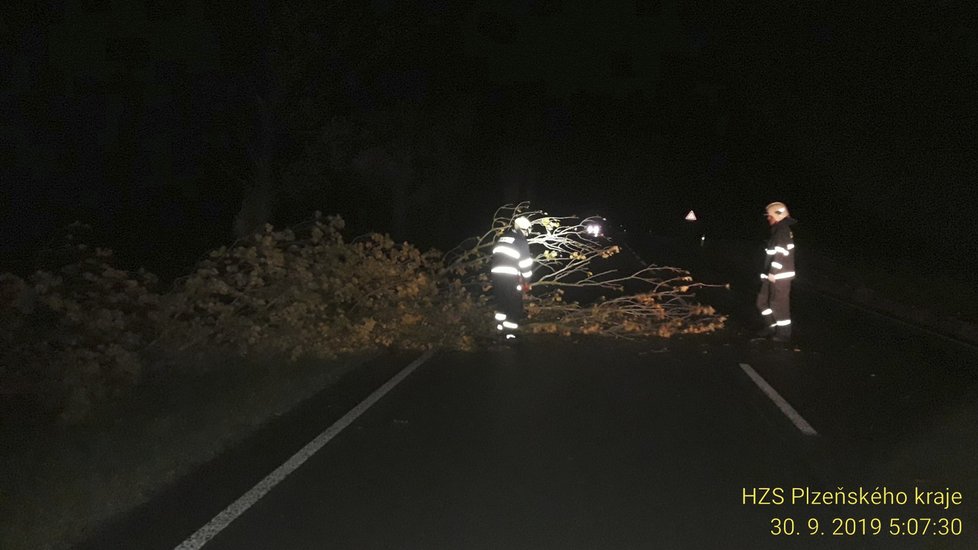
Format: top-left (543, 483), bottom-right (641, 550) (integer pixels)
top-left (2, 1), bottom-right (975, 281)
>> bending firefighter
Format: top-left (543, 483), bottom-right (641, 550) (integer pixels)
top-left (491, 216), bottom-right (533, 340)
top-left (757, 202), bottom-right (797, 342)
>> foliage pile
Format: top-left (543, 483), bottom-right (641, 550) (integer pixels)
top-left (0, 216), bottom-right (488, 422)
top-left (158, 214), bottom-right (486, 361)
top-left (0, 223), bottom-right (161, 422)
top-left (525, 287), bottom-right (724, 338)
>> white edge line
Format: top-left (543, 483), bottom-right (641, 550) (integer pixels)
top-left (738, 363), bottom-right (818, 436)
top-left (174, 349), bottom-right (437, 550)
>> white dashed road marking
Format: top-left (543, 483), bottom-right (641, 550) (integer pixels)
top-left (738, 362), bottom-right (818, 436)
top-left (174, 349), bottom-right (437, 550)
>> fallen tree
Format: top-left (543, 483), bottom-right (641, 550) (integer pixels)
top-left (1, 205), bottom-right (725, 421)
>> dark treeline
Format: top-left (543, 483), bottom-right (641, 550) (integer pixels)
top-left (2, 1), bottom-right (974, 282)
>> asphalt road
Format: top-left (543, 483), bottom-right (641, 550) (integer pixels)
top-left (83, 237), bottom-right (978, 550)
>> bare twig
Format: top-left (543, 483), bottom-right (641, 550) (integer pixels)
top-left (448, 203), bottom-right (728, 338)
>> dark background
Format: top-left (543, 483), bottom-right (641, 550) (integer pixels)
top-left (2, 1), bottom-right (975, 282)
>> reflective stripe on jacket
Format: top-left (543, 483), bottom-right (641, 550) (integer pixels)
top-left (492, 229), bottom-right (532, 278)
top-left (761, 218), bottom-right (796, 282)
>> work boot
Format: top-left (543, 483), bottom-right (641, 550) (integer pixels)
top-left (771, 325), bottom-right (792, 343)
top-left (488, 332), bottom-right (517, 351)
top-left (755, 325), bottom-right (776, 338)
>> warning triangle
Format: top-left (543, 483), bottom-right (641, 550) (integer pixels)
top-left (684, 210), bottom-right (698, 221)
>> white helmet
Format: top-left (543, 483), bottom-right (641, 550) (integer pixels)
top-left (514, 216), bottom-right (531, 231)
top-left (764, 202), bottom-right (789, 222)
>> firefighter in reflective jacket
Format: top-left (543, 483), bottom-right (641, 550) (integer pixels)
top-left (756, 202), bottom-right (797, 342)
top-left (491, 216), bottom-right (533, 340)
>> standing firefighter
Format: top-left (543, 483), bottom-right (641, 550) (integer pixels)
top-left (491, 216), bottom-right (534, 340)
top-left (756, 202), bottom-right (797, 342)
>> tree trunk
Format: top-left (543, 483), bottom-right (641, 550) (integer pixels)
top-left (233, 95), bottom-right (275, 239)
top-left (232, 165), bottom-right (273, 239)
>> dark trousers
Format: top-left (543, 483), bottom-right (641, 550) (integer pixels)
top-left (492, 275), bottom-right (523, 336)
top-left (756, 279), bottom-right (792, 336)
